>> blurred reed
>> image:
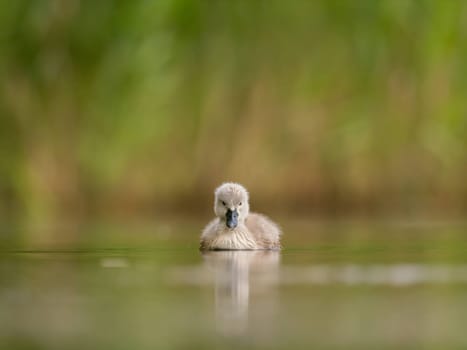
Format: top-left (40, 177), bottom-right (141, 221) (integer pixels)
top-left (0, 0), bottom-right (466, 223)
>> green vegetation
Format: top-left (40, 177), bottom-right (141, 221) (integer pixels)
top-left (1, 0), bottom-right (466, 222)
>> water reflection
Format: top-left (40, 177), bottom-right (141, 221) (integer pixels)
top-left (201, 251), bottom-right (280, 336)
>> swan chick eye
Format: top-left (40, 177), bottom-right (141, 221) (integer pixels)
top-left (221, 201), bottom-right (226, 206)
top-left (239, 202), bottom-right (242, 206)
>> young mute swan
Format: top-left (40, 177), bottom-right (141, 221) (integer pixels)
top-left (200, 183), bottom-right (281, 250)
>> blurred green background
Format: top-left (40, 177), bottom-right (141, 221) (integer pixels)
top-left (1, 0), bottom-right (466, 225)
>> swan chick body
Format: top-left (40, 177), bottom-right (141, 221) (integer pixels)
top-left (200, 183), bottom-right (281, 250)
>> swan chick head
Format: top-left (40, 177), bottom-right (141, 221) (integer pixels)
top-left (214, 183), bottom-right (250, 229)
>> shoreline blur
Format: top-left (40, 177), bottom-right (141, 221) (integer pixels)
top-left (1, 1), bottom-right (466, 224)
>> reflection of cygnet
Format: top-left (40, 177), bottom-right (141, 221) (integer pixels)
top-left (200, 183), bottom-right (281, 250)
top-left (202, 250), bottom-right (280, 336)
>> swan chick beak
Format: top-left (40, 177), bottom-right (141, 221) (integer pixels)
top-left (225, 209), bottom-right (238, 229)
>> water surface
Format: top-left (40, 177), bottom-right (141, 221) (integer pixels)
top-left (1, 220), bottom-right (467, 349)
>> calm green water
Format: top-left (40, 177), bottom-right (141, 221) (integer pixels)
top-left (1, 220), bottom-right (467, 349)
